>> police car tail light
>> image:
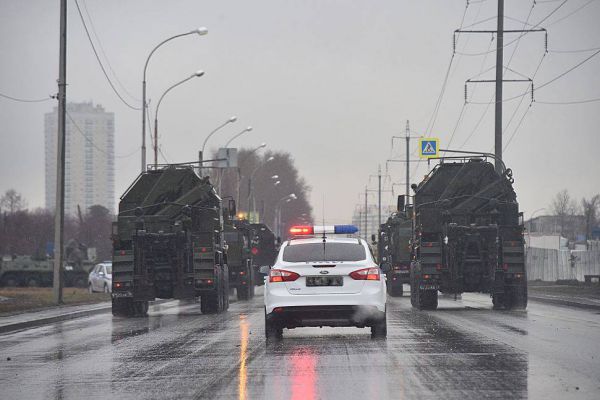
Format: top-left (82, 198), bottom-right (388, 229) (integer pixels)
top-left (350, 267), bottom-right (380, 281)
top-left (289, 225), bottom-right (359, 235)
top-left (269, 269), bottom-right (300, 283)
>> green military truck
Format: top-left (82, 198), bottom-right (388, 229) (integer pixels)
top-left (410, 157), bottom-right (527, 310)
top-left (377, 195), bottom-right (412, 297)
top-left (249, 223), bottom-right (277, 286)
top-left (111, 166), bottom-right (230, 317)
top-left (223, 218), bottom-right (255, 300)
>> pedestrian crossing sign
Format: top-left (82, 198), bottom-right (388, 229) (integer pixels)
top-left (419, 138), bottom-right (439, 159)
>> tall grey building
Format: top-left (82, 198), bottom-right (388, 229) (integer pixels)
top-left (45, 102), bottom-right (115, 216)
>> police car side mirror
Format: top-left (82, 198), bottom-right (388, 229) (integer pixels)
top-left (259, 265), bottom-right (270, 275)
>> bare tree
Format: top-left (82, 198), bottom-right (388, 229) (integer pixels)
top-left (0, 189), bottom-right (27, 213)
top-left (551, 189), bottom-right (577, 237)
top-left (582, 194), bottom-right (600, 239)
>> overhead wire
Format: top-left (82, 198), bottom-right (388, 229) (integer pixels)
top-left (0, 92), bottom-right (53, 103)
top-left (66, 111), bottom-right (138, 158)
top-left (546, 0), bottom-right (597, 27)
top-left (80, 0), bottom-right (140, 103)
top-left (73, 0), bottom-right (141, 111)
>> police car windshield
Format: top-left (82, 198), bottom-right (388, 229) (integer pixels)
top-left (282, 242), bottom-right (366, 262)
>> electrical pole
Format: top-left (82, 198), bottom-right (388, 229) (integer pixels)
top-left (405, 120), bottom-right (410, 202)
top-left (457, 0), bottom-right (545, 171)
top-left (364, 187), bottom-right (368, 241)
top-left (53, 0), bottom-right (67, 305)
top-left (377, 165), bottom-right (382, 228)
top-left (494, 0), bottom-right (504, 173)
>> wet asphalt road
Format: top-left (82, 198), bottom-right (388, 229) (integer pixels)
top-left (1, 288), bottom-right (599, 400)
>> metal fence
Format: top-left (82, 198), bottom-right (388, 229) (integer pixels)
top-left (526, 248), bottom-right (600, 281)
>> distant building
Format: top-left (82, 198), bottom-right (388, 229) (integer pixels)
top-left (45, 102), bottom-right (115, 216)
top-left (525, 214), bottom-right (586, 242)
top-left (352, 204), bottom-right (396, 242)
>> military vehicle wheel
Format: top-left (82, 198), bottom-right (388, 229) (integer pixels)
top-left (133, 301), bottom-right (149, 317)
top-left (27, 276), bottom-right (40, 287)
top-left (112, 298), bottom-right (130, 316)
top-left (389, 283), bottom-right (403, 297)
top-left (512, 284), bottom-right (528, 310)
top-left (1, 274), bottom-right (19, 287)
top-left (492, 291), bottom-right (504, 310)
top-left (201, 293), bottom-right (220, 314)
top-left (237, 285), bottom-right (250, 301)
top-left (416, 289), bottom-right (438, 310)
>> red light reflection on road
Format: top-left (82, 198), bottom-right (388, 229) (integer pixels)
top-left (289, 348), bottom-right (317, 400)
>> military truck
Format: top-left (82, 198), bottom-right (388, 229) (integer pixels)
top-left (249, 223), bottom-right (277, 286)
top-left (111, 166), bottom-right (230, 317)
top-left (410, 157), bottom-right (527, 310)
top-left (377, 196), bottom-right (412, 297)
top-left (223, 218), bottom-right (255, 300)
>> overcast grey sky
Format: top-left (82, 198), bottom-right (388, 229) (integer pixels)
top-left (1, 0), bottom-right (599, 223)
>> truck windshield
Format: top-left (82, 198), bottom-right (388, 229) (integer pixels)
top-left (283, 242), bottom-right (366, 262)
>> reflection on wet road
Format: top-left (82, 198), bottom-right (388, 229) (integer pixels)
top-left (1, 290), bottom-right (599, 399)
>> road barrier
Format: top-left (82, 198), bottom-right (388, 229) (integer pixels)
top-left (526, 248), bottom-right (600, 281)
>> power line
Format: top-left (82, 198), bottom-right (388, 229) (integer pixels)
top-left (536, 96), bottom-right (600, 104)
top-left (73, 0), bottom-right (140, 111)
top-left (546, 0), bottom-right (597, 27)
top-left (503, 102), bottom-right (531, 151)
top-left (549, 45), bottom-right (600, 53)
top-left (0, 92), bottom-right (53, 103)
top-left (66, 111), bottom-right (138, 158)
top-left (80, 0), bottom-right (140, 103)
top-left (536, 48), bottom-right (600, 90)
top-left (455, 0), bottom-right (569, 57)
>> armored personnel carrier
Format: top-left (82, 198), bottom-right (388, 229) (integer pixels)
top-left (410, 157), bottom-right (527, 310)
top-left (111, 166), bottom-right (230, 317)
top-left (223, 217), bottom-right (255, 300)
top-left (249, 223), bottom-right (277, 286)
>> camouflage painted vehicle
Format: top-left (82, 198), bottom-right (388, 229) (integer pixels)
top-left (223, 218), bottom-right (255, 300)
top-left (410, 157), bottom-right (527, 310)
top-left (0, 250), bottom-right (92, 288)
top-left (111, 165), bottom-right (230, 317)
top-left (377, 196), bottom-right (412, 297)
top-left (249, 223), bottom-right (277, 286)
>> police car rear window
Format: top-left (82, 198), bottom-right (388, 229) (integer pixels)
top-left (282, 242), bottom-right (366, 262)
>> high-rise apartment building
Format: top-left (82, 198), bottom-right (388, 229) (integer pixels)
top-left (45, 102), bottom-right (115, 216)
top-left (352, 204), bottom-right (397, 242)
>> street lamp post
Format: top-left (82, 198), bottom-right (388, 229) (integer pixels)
top-left (235, 143), bottom-right (266, 207)
top-left (153, 70), bottom-right (205, 167)
top-left (225, 126), bottom-right (253, 148)
top-left (141, 27), bottom-right (208, 172)
top-left (247, 156), bottom-right (274, 214)
top-left (200, 115), bottom-right (237, 167)
top-left (274, 193), bottom-right (296, 238)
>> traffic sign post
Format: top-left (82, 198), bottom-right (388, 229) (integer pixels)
top-left (419, 138), bottom-right (439, 159)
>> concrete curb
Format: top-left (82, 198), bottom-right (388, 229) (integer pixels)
top-left (528, 295), bottom-right (600, 311)
top-left (0, 304), bottom-right (112, 334)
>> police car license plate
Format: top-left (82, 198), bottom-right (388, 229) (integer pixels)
top-left (306, 276), bottom-right (343, 287)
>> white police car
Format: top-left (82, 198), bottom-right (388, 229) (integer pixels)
top-left (262, 225), bottom-right (387, 340)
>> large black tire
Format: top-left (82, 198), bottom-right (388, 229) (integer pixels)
top-left (27, 276), bottom-right (41, 288)
top-left (389, 282), bottom-right (404, 297)
top-left (1, 274), bottom-right (19, 287)
top-left (201, 293), bottom-right (220, 314)
top-left (237, 285), bottom-right (250, 301)
top-left (265, 309), bottom-right (283, 341)
top-left (495, 284), bottom-right (527, 310)
top-left (415, 288), bottom-right (438, 310)
top-left (112, 298), bottom-right (148, 317)
top-left (512, 284), bottom-right (528, 310)
top-left (371, 312), bottom-right (387, 339)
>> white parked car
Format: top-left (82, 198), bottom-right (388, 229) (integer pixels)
top-left (262, 225), bottom-right (387, 340)
top-left (88, 262), bottom-right (112, 293)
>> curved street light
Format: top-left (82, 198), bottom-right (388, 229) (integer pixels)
top-left (141, 27), bottom-right (208, 171)
top-left (225, 126), bottom-right (253, 148)
top-left (275, 193), bottom-right (297, 238)
top-left (201, 115), bottom-right (238, 164)
top-left (246, 156), bottom-right (275, 214)
top-left (153, 70), bottom-right (205, 167)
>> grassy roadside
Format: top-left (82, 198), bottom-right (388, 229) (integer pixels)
top-left (0, 287), bottom-right (110, 315)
